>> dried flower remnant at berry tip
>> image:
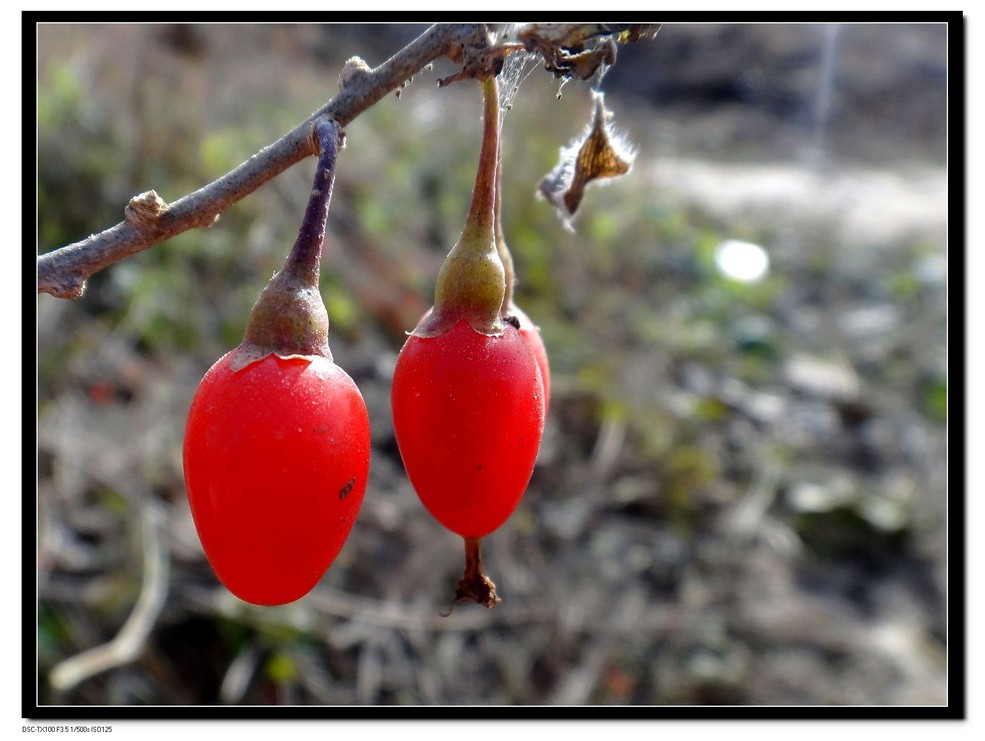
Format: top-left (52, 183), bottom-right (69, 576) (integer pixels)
top-left (538, 91), bottom-right (636, 231)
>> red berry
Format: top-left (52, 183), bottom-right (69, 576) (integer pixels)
top-left (183, 352), bottom-right (369, 605)
top-left (390, 75), bottom-right (546, 607)
top-left (182, 120), bottom-right (369, 606)
top-left (391, 319), bottom-right (545, 539)
top-left (509, 303), bottom-right (551, 413)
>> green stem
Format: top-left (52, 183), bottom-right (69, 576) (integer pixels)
top-left (463, 75), bottom-right (500, 243)
top-left (494, 131), bottom-right (516, 310)
top-left (420, 75), bottom-right (507, 337)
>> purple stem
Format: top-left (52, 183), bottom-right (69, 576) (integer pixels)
top-left (285, 119), bottom-right (342, 287)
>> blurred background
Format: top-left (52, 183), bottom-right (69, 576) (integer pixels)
top-left (35, 23), bottom-right (949, 707)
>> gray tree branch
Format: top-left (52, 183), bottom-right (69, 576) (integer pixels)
top-left (37, 22), bottom-right (656, 299)
top-left (36, 23), bottom-right (489, 299)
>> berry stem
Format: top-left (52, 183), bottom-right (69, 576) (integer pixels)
top-left (284, 119), bottom-right (344, 287)
top-left (234, 118), bottom-right (343, 369)
top-left (462, 75), bottom-right (500, 244)
top-left (421, 75), bottom-right (507, 337)
top-left (494, 135), bottom-right (516, 310)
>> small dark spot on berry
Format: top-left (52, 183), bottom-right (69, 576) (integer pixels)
top-left (476, 463), bottom-right (484, 471)
top-left (504, 315), bottom-right (521, 329)
top-left (338, 477), bottom-right (356, 499)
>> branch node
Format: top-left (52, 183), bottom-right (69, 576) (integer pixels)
top-left (517, 23), bottom-right (659, 80)
top-left (50, 276), bottom-right (88, 300)
top-left (338, 55), bottom-right (373, 90)
top-left (308, 117), bottom-right (345, 157)
top-left (124, 190), bottom-right (169, 228)
top-left (436, 27), bottom-right (519, 87)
